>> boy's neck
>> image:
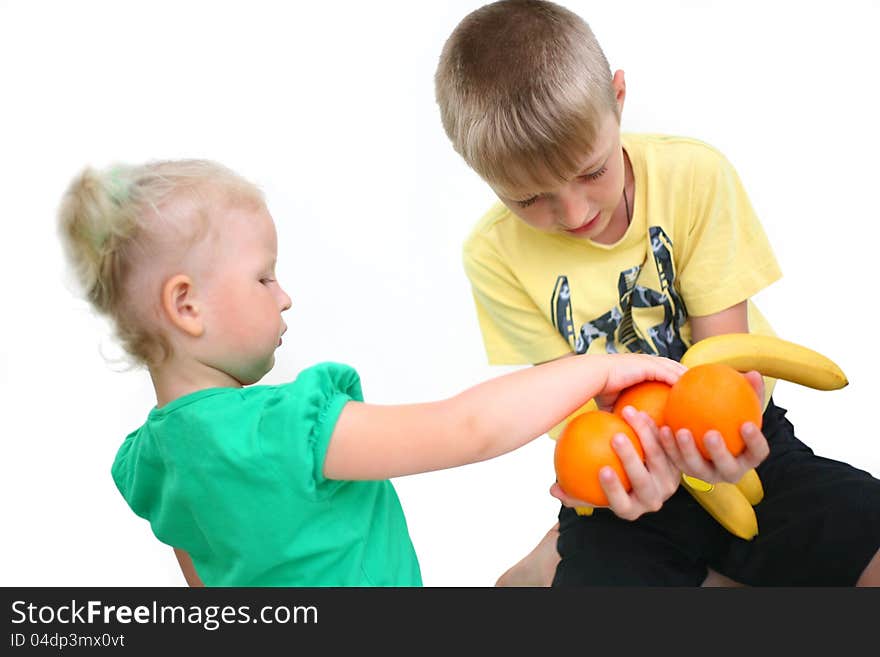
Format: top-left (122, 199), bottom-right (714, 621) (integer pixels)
top-left (623, 147), bottom-right (634, 226)
top-left (149, 359), bottom-right (243, 408)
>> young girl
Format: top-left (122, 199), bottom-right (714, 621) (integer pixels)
top-left (57, 159), bottom-right (684, 586)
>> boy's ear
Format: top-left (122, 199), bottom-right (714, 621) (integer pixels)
top-left (612, 69), bottom-right (627, 115)
top-left (161, 274), bottom-right (204, 338)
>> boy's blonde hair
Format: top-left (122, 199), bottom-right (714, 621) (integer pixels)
top-left (435, 0), bottom-right (618, 198)
top-left (58, 159), bottom-right (264, 366)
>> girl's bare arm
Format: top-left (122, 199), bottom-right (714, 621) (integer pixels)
top-left (324, 353), bottom-right (684, 481)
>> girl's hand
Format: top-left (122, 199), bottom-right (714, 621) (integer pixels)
top-left (592, 354), bottom-right (686, 411)
top-left (550, 406), bottom-right (681, 521)
top-left (657, 371), bottom-right (770, 484)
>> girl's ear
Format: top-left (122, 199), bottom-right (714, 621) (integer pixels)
top-left (161, 274), bottom-right (204, 337)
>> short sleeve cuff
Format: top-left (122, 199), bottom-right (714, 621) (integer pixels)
top-left (683, 261), bottom-right (782, 317)
top-left (310, 389), bottom-right (355, 487)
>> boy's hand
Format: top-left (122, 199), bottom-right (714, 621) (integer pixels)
top-left (550, 406), bottom-right (681, 521)
top-left (657, 371), bottom-right (770, 484)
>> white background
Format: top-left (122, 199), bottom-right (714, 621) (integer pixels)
top-left (1, 0), bottom-right (878, 587)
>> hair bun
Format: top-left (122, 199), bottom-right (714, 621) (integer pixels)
top-left (57, 165), bottom-right (138, 313)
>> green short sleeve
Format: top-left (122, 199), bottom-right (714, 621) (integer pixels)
top-left (258, 362), bottom-right (363, 498)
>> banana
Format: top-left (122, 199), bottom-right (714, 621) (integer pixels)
top-left (682, 479), bottom-right (759, 540)
top-left (684, 470), bottom-right (764, 506)
top-left (675, 332), bottom-right (846, 537)
top-left (735, 468), bottom-right (764, 505)
top-left (558, 333), bottom-right (845, 536)
top-left (682, 474), bottom-right (714, 491)
top-left (680, 333), bottom-right (848, 390)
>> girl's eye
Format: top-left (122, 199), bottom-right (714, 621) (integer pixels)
top-left (581, 165), bottom-right (608, 182)
top-left (260, 278), bottom-right (275, 285)
top-left (517, 195), bottom-right (540, 209)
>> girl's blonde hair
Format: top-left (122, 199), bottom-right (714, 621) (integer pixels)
top-left (435, 0), bottom-right (618, 198)
top-left (57, 159), bottom-right (264, 366)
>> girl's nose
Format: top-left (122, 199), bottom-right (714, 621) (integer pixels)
top-left (278, 287), bottom-right (292, 312)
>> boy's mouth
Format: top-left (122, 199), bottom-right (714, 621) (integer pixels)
top-left (565, 211), bottom-right (601, 236)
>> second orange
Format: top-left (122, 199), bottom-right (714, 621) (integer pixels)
top-left (612, 380), bottom-right (672, 426)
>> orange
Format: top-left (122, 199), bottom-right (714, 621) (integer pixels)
top-left (554, 410), bottom-right (645, 506)
top-left (664, 363), bottom-right (762, 460)
top-left (612, 380), bottom-right (672, 427)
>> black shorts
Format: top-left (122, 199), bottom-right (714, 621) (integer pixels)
top-left (552, 398), bottom-right (880, 586)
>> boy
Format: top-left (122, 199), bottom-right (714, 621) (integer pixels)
top-left (435, 0), bottom-right (880, 586)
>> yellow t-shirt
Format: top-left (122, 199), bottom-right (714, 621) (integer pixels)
top-left (463, 134), bottom-right (782, 437)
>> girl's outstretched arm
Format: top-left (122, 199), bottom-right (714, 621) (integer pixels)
top-left (323, 354), bottom-right (684, 481)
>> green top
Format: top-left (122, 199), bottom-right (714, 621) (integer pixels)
top-left (111, 362), bottom-right (422, 586)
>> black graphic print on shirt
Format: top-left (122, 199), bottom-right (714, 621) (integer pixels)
top-left (551, 226), bottom-right (689, 360)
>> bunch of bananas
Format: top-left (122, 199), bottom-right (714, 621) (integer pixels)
top-left (678, 333), bottom-right (848, 539)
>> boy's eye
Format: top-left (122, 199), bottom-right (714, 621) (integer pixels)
top-left (260, 278), bottom-right (275, 285)
top-left (580, 165), bottom-right (608, 182)
top-left (515, 165), bottom-right (608, 208)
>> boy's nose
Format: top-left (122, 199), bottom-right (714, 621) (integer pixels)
top-left (557, 185), bottom-right (591, 229)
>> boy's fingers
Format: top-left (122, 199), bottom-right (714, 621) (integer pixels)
top-left (739, 422), bottom-right (770, 467)
top-left (620, 406), bottom-right (654, 434)
top-left (611, 427), bottom-right (667, 515)
top-left (622, 408), bottom-right (674, 481)
top-left (675, 429), bottom-right (714, 480)
top-left (633, 413), bottom-right (667, 467)
top-left (611, 431), bottom-right (649, 482)
top-left (702, 431), bottom-right (742, 482)
top-left (658, 426), bottom-right (690, 475)
top-left (598, 466), bottom-right (634, 518)
top-left (549, 482), bottom-right (595, 509)
top-left (548, 482), bottom-right (574, 504)
top-left (620, 407), bottom-right (660, 453)
top-left (743, 370), bottom-right (765, 401)
top-left (658, 425), bottom-right (680, 456)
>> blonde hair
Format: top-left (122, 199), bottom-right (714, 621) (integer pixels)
top-left (435, 0), bottom-right (618, 198)
top-left (57, 159), bottom-right (265, 366)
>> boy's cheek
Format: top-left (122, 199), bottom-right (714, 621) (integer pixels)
top-left (503, 204), bottom-right (553, 231)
